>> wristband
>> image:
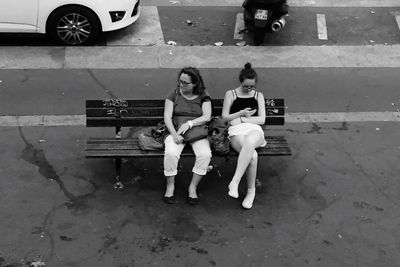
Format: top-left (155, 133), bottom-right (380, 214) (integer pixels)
top-left (187, 120), bottom-right (193, 128)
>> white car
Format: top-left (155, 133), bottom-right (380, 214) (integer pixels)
top-left (0, 0), bottom-right (140, 45)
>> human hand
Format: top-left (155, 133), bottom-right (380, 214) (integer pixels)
top-left (177, 122), bottom-right (191, 135)
top-left (241, 108), bottom-right (257, 118)
top-left (173, 134), bottom-right (184, 144)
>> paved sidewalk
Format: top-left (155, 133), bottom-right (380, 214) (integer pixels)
top-left (1, 122), bottom-right (399, 266)
top-left (1, 45), bottom-right (400, 69)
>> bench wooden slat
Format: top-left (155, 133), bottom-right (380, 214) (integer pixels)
top-left (86, 116), bottom-right (285, 127)
top-left (265, 117), bottom-right (284, 125)
top-left (86, 107), bottom-right (165, 117)
top-left (86, 98), bottom-right (286, 127)
top-left (85, 141), bottom-right (290, 150)
top-left (86, 99), bottom-right (284, 108)
top-left (86, 117), bottom-right (164, 127)
top-left (85, 136), bottom-right (291, 158)
top-left (86, 106), bottom-right (284, 118)
top-left (86, 135), bottom-right (288, 145)
top-left (86, 99), bottom-right (165, 108)
top-left (210, 98), bottom-right (284, 107)
top-left (86, 150), bottom-right (291, 157)
top-left (85, 147), bottom-right (291, 158)
top-left (211, 107), bottom-right (285, 117)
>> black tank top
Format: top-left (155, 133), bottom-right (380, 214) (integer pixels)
top-left (229, 89), bottom-right (259, 116)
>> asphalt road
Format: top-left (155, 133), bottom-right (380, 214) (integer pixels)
top-left (1, 6), bottom-right (400, 46)
top-left (0, 68), bottom-right (400, 116)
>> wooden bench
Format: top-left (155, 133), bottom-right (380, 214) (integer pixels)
top-left (85, 98), bottom-right (291, 188)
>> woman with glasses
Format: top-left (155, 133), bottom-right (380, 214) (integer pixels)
top-left (163, 67), bottom-right (212, 205)
top-left (221, 62), bottom-right (266, 209)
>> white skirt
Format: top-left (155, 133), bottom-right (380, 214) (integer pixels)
top-left (228, 123), bottom-right (267, 147)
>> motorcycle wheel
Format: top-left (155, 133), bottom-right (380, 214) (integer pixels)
top-left (254, 27), bottom-right (266, 46)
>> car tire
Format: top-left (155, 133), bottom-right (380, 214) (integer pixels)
top-left (47, 6), bottom-right (101, 46)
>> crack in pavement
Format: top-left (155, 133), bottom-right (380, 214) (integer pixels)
top-left (87, 69), bottom-right (117, 98)
top-left (17, 127), bottom-right (101, 264)
top-left (329, 129), bottom-right (400, 208)
top-left (18, 127), bottom-right (75, 200)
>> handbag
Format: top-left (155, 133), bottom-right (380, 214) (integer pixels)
top-left (138, 121), bottom-right (168, 151)
top-left (138, 127), bottom-right (164, 151)
top-left (208, 117), bottom-right (230, 156)
top-left (173, 116), bottom-right (208, 143)
top-left (151, 121), bottom-right (168, 143)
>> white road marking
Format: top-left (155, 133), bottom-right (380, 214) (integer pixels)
top-left (0, 115), bottom-right (85, 127)
top-left (234, 13), bottom-right (245, 40)
top-left (317, 14), bottom-right (328, 40)
top-left (395, 15), bottom-right (400, 32)
top-left (286, 112), bottom-right (400, 123)
top-left (106, 6), bottom-right (165, 46)
top-left (1, 112), bottom-right (399, 127)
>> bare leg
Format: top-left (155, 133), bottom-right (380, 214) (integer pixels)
top-left (165, 176), bottom-right (175, 197)
top-left (242, 188), bottom-right (256, 209)
top-left (242, 151), bottom-right (257, 209)
top-left (245, 151), bottom-right (258, 189)
top-left (188, 173), bottom-right (203, 198)
top-left (228, 135), bottom-right (244, 198)
top-left (228, 131), bottom-right (263, 198)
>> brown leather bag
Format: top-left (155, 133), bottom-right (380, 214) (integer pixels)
top-left (173, 116), bottom-right (208, 143)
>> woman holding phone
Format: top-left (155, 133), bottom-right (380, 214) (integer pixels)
top-left (221, 62), bottom-right (267, 209)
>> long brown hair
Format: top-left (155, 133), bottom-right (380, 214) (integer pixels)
top-left (177, 67), bottom-right (206, 95)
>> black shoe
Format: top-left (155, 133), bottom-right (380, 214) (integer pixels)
top-left (163, 195), bottom-right (177, 204)
top-left (187, 196), bottom-right (199, 206)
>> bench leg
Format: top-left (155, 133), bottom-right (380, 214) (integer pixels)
top-left (113, 157), bottom-right (124, 189)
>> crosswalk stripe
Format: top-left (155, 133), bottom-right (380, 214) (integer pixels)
top-left (234, 13), bottom-right (244, 40)
top-left (141, 0), bottom-right (400, 7)
top-left (1, 45), bottom-right (398, 69)
top-left (395, 15), bottom-right (400, 32)
top-left (1, 112), bottom-right (399, 127)
top-left (317, 14), bottom-right (328, 40)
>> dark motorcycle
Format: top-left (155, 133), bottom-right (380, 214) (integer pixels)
top-left (242, 0), bottom-right (289, 45)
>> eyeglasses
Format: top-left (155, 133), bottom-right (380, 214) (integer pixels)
top-left (242, 85), bottom-right (256, 89)
top-left (179, 80), bottom-right (193, 86)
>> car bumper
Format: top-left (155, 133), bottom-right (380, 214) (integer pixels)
top-left (101, 1), bottom-right (140, 32)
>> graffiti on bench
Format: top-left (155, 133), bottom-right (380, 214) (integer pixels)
top-left (103, 99), bottom-right (129, 108)
top-left (265, 99), bottom-right (275, 107)
top-left (266, 108), bottom-right (279, 115)
top-left (103, 99), bottom-right (129, 118)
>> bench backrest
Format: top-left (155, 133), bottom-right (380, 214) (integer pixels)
top-left (86, 98), bottom-right (285, 127)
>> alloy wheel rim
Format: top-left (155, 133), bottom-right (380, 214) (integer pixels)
top-left (56, 13), bottom-right (92, 45)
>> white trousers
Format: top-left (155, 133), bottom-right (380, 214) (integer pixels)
top-left (164, 135), bottom-right (212, 176)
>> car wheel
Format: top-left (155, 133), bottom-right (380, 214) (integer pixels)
top-left (48, 6), bottom-right (101, 46)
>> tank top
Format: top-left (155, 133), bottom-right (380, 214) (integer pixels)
top-left (229, 89), bottom-right (259, 116)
